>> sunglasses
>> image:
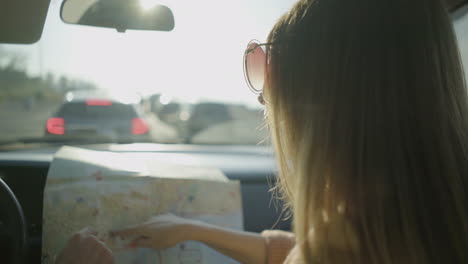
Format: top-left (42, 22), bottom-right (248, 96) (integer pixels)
top-left (243, 40), bottom-right (274, 95)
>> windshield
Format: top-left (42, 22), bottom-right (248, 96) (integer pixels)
top-left (0, 0), bottom-right (298, 148)
top-left (1, 1), bottom-right (468, 148)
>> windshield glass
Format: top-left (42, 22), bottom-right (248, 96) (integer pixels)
top-left (1, 1), bottom-right (468, 148)
top-left (0, 0), bottom-right (298, 147)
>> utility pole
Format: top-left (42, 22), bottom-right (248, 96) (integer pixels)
top-left (38, 42), bottom-right (44, 78)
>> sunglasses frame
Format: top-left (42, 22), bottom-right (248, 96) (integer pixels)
top-left (243, 40), bottom-right (275, 94)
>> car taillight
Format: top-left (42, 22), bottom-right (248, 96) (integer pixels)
top-left (132, 118), bottom-right (149, 135)
top-left (47, 118), bottom-right (65, 135)
top-left (86, 99), bottom-right (112, 106)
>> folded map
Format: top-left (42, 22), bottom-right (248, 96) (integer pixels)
top-left (42, 146), bottom-right (243, 264)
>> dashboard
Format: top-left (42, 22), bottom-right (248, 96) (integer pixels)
top-left (0, 143), bottom-right (291, 263)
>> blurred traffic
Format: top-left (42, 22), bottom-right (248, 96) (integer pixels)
top-left (0, 74), bottom-right (267, 146)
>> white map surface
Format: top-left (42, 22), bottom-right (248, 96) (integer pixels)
top-left (42, 146), bottom-right (243, 264)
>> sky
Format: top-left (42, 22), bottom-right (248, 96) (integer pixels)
top-left (5, 0), bottom-right (467, 107)
top-left (0, 0), bottom-right (298, 106)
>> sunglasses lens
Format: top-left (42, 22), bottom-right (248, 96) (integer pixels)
top-left (245, 43), bottom-right (266, 93)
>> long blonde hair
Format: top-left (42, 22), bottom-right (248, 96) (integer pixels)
top-left (266, 0), bottom-right (468, 262)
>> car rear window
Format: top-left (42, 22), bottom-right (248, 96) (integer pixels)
top-left (57, 102), bottom-right (138, 119)
top-left (192, 104), bottom-right (231, 119)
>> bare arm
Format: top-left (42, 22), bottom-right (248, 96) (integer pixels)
top-left (111, 214), bottom-right (267, 264)
top-left (189, 221), bottom-right (267, 264)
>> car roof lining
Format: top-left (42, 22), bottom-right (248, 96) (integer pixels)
top-left (453, 1), bottom-right (468, 19)
top-left (449, 0), bottom-right (468, 12)
top-left (0, 0), bottom-right (467, 44)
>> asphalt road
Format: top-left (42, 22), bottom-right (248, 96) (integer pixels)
top-left (0, 100), bottom-right (60, 142)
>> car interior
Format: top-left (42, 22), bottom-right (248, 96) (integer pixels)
top-left (1, 0), bottom-right (468, 263)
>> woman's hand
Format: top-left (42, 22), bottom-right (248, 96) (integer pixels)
top-left (109, 213), bottom-right (198, 250)
top-left (55, 227), bottom-right (113, 264)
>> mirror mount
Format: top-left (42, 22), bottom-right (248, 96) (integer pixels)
top-left (60, 0), bottom-right (175, 32)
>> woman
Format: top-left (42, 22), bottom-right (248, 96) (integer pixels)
top-left (57, 0), bottom-right (468, 263)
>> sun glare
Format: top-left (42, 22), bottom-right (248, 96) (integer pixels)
top-left (159, 94), bottom-right (172, 105)
top-left (139, 0), bottom-right (159, 11)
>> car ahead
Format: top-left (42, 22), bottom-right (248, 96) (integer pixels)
top-left (187, 102), bottom-right (233, 136)
top-left (45, 98), bottom-right (151, 143)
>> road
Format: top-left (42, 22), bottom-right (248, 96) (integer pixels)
top-left (0, 100), bottom-right (60, 142)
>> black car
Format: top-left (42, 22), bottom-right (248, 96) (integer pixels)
top-left (46, 98), bottom-right (151, 142)
top-left (187, 103), bottom-right (232, 136)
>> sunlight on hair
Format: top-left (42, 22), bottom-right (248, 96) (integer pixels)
top-left (321, 209), bottom-right (329, 223)
top-left (337, 202), bottom-right (345, 214)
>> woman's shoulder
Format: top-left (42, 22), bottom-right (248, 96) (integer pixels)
top-left (283, 246), bottom-right (303, 264)
top-left (261, 230), bottom-right (296, 264)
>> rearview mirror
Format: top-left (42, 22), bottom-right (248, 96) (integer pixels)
top-left (60, 0), bottom-right (175, 32)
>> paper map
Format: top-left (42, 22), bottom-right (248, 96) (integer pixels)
top-left (42, 146), bottom-right (243, 264)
